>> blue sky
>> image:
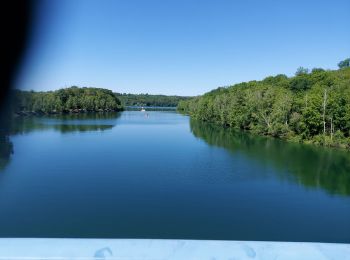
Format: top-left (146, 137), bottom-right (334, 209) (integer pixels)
top-left (16, 0), bottom-right (350, 96)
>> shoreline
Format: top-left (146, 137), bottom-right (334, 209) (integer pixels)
top-left (184, 114), bottom-right (350, 151)
top-left (13, 108), bottom-right (123, 117)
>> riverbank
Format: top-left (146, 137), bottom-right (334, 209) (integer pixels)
top-left (13, 106), bottom-right (176, 116)
top-left (178, 66), bottom-right (350, 150)
top-left (14, 108), bottom-right (122, 117)
top-left (180, 114), bottom-right (350, 151)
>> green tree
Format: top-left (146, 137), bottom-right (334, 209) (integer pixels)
top-left (338, 58), bottom-right (350, 69)
top-left (295, 66), bottom-right (309, 76)
top-left (178, 64), bottom-right (350, 149)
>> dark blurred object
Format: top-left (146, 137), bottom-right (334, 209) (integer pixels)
top-left (0, 1), bottom-right (37, 171)
top-left (0, 0), bottom-right (36, 112)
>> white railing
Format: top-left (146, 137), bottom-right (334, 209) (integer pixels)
top-left (0, 238), bottom-right (349, 259)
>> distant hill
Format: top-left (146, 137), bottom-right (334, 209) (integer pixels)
top-left (114, 93), bottom-right (191, 107)
top-left (10, 87), bottom-right (191, 114)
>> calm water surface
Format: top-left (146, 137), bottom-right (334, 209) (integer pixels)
top-left (0, 111), bottom-right (349, 242)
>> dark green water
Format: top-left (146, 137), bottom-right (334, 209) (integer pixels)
top-left (0, 111), bottom-right (349, 242)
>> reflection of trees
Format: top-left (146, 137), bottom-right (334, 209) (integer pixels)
top-left (190, 119), bottom-right (350, 196)
top-left (0, 134), bottom-right (13, 170)
top-left (46, 112), bottom-right (122, 120)
top-left (0, 112), bottom-right (121, 170)
top-left (52, 124), bottom-right (113, 133)
top-left (9, 120), bottom-right (114, 134)
top-left (0, 110), bottom-right (13, 170)
top-left (9, 112), bottom-right (121, 135)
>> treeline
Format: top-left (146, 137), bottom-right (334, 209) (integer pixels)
top-left (115, 93), bottom-right (190, 107)
top-left (12, 86), bottom-right (123, 114)
top-left (178, 59), bottom-right (350, 149)
top-left (11, 87), bottom-right (190, 114)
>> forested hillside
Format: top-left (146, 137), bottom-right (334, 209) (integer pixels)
top-left (178, 59), bottom-right (350, 149)
top-left (12, 87), bottom-right (190, 114)
top-left (13, 86), bottom-right (123, 114)
top-left (115, 93), bottom-right (190, 107)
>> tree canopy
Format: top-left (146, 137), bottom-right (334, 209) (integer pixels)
top-left (338, 58), bottom-right (350, 69)
top-left (114, 93), bottom-right (190, 107)
top-left (12, 87), bottom-right (123, 113)
top-left (178, 61), bottom-right (350, 149)
top-left (12, 87), bottom-right (191, 114)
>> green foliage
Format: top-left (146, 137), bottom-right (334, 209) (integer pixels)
top-left (13, 86), bottom-right (123, 113)
top-left (295, 66), bottom-right (309, 76)
top-left (311, 68), bottom-right (325, 73)
top-left (178, 63), bottom-right (350, 150)
top-left (115, 93), bottom-right (190, 107)
top-left (338, 58), bottom-right (350, 69)
top-left (289, 75), bottom-right (312, 91)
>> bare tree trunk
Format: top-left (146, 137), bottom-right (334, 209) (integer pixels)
top-left (323, 89), bottom-right (327, 135)
top-left (330, 117), bottom-right (334, 141)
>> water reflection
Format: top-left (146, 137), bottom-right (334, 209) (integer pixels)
top-left (0, 135), bottom-right (13, 170)
top-left (0, 112), bottom-right (14, 170)
top-left (10, 112), bottom-right (121, 134)
top-left (44, 112), bottom-right (122, 120)
top-left (0, 112), bottom-right (121, 170)
top-left (190, 119), bottom-right (350, 196)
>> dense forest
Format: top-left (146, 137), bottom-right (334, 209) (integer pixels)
top-left (11, 87), bottom-right (190, 115)
top-left (12, 86), bottom-right (123, 114)
top-left (114, 93), bottom-right (190, 107)
top-left (178, 59), bottom-right (350, 149)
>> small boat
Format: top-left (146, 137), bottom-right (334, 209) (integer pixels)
top-left (141, 107), bottom-right (146, 112)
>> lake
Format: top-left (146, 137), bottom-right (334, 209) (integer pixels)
top-left (0, 111), bottom-right (349, 242)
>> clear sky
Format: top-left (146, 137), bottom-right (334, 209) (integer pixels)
top-left (16, 0), bottom-right (350, 96)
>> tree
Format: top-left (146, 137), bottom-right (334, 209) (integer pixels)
top-left (295, 67), bottom-right (309, 76)
top-left (338, 58), bottom-right (350, 69)
top-left (311, 68), bottom-right (325, 73)
top-left (178, 64), bottom-right (350, 149)
top-left (289, 76), bottom-right (312, 91)
top-left (13, 87), bottom-right (123, 113)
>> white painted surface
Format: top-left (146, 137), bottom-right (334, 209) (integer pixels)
top-left (0, 238), bottom-right (349, 259)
